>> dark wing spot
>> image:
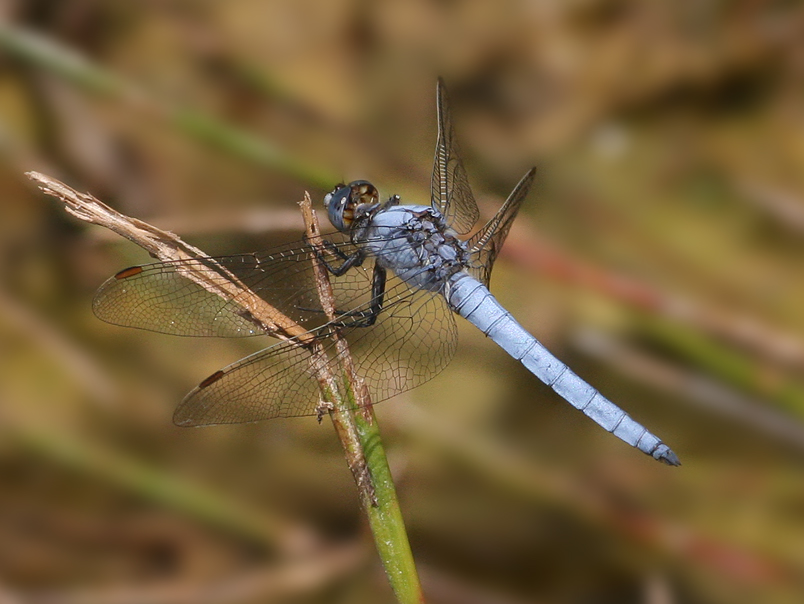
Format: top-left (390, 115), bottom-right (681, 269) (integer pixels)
top-left (199, 370), bottom-right (225, 389)
top-left (114, 266), bottom-right (144, 280)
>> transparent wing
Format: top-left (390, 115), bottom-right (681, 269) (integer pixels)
top-left (431, 77), bottom-right (480, 235)
top-left (465, 167), bottom-right (536, 287)
top-left (92, 234), bottom-right (376, 338)
top-left (173, 336), bottom-right (327, 425)
top-left (346, 276), bottom-right (457, 403)
top-left (174, 277), bottom-right (458, 426)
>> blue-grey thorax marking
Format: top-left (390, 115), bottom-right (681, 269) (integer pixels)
top-left (353, 204), bottom-right (470, 293)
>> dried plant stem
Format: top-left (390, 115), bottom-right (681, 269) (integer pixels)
top-left (28, 172), bottom-right (423, 604)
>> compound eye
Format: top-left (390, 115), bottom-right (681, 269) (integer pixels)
top-left (324, 183), bottom-right (347, 209)
top-left (325, 180), bottom-right (379, 232)
top-left (325, 185), bottom-right (354, 231)
top-left (328, 187), bottom-right (350, 209)
top-left (351, 181), bottom-right (379, 206)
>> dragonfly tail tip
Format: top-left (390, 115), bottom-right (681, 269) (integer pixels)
top-left (653, 444), bottom-right (681, 466)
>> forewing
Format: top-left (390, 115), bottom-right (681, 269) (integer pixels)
top-left (465, 167), bottom-right (536, 287)
top-left (173, 274), bottom-right (458, 426)
top-left (431, 78), bottom-right (479, 235)
top-left (93, 236), bottom-right (375, 337)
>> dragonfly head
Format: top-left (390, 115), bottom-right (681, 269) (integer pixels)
top-left (324, 180), bottom-right (379, 232)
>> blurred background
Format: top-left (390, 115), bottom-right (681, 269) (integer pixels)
top-left (1, 1), bottom-right (804, 602)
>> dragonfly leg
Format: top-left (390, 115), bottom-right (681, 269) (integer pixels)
top-left (334, 264), bottom-right (386, 328)
top-left (315, 239), bottom-right (366, 276)
top-left (295, 251), bottom-right (386, 327)
top-left (316, 400), bottom-right (335, 423)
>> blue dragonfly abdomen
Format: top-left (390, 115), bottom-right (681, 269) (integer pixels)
top-left (447, 273), bottom-right (680, 465)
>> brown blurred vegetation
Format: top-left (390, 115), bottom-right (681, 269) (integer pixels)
top-left (2, 0), bottom-right (804, 602)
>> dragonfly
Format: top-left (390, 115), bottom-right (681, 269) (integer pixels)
top-left (94, 79), bottom-right (679, 466)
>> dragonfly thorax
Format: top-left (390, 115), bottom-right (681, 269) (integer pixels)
top-left (357, 204), bottom-right (470, 293)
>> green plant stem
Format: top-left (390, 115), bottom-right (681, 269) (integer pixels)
top-left (326, 388), bottom-right (421, 603)
top-left (354, 404), bottom-right (422, 602)
top-left (300, 196), bottom-right (423, 603)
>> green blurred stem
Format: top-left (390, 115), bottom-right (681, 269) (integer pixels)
top-left (169, 108), bottom-right (336, 189)
top-left (11, 424), bottom-right (304, 551)
top-left (638, 313), bottom-right (804, 417)
top-left (0, 25), bottom-right (123, 95)
top-left (0, 24), bottom-right (338, 190)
